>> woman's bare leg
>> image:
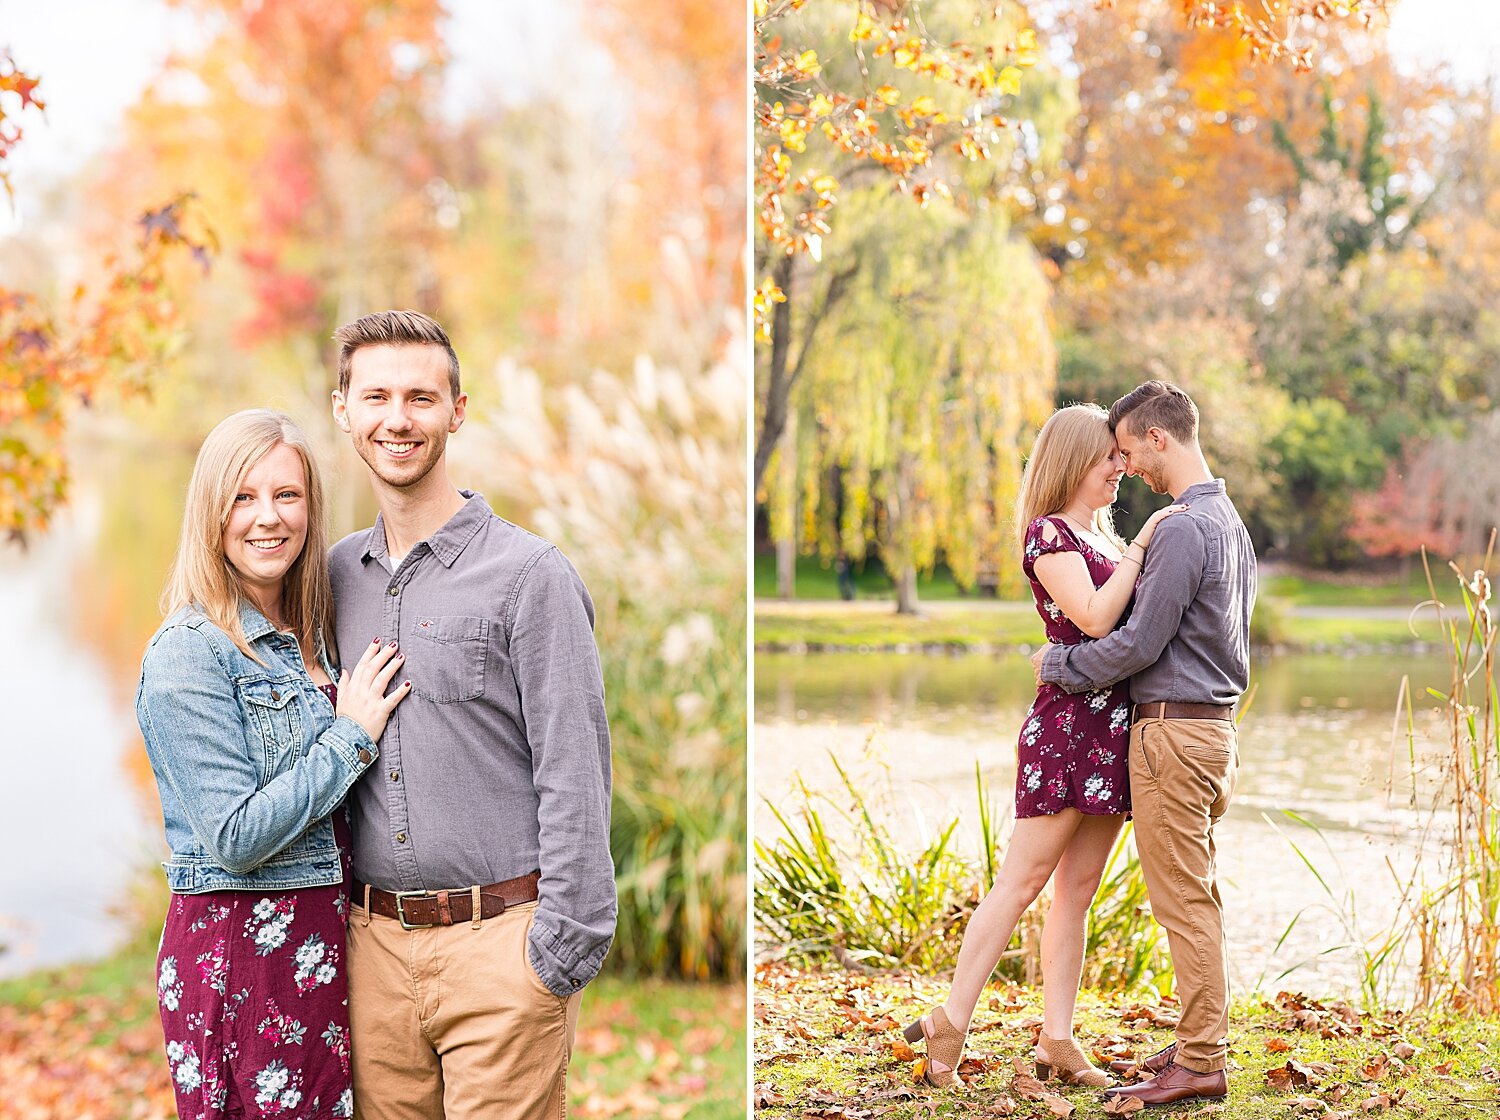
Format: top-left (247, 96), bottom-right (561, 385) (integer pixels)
top-left (1040, 813), bottom-right (1125, 1039)
top-left (939, 809), bottom-right (1082, 1031)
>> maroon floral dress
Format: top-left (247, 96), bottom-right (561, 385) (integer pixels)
top-left (1016, 517), bottom-right (1132, 817)
top-left (156, 683), bottom-right (354, 1120)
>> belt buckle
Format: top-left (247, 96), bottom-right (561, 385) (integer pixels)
top-left (394, 890), bottom-right (436, 930)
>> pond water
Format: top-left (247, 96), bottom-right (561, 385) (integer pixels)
top-left (0, 510), bottom-right (159, 978)
top-left (755, 649), bottom-right (1457, 1001)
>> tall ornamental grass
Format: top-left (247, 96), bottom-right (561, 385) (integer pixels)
top-left (453, 337), bottom-right (746, 982)
top-left (1379, 546), bottom-right (1500, 1011)
top-left (755, 750), bottom-right (1171, 994)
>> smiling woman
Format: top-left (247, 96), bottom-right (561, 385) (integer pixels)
top-left (220, 443), bottom-right (312, 619)
top-left (136, 408), bottom-right (412, 1119)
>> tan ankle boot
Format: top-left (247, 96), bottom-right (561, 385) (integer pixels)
top-left (902, 1006), bottom-right (966, 1089)
top-left (1034, 1033), bottom-right (1114, 1088)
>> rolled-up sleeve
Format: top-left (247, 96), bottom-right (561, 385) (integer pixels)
top-left (1040, 518), bottom-right (1206, 694)
top-left (137, 625), bottom-right (377, 874)
top-left (510, 548), bottom-right (617, 996)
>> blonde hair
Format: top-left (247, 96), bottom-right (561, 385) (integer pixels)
top-left (162, 409), bottom-right (335, 664)
top-left (1015, 403), bottom-right (1125, 548)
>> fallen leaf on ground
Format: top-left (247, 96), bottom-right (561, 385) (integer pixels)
top-left (1103, 1095), bottom-right (1144, 1114)
top-left (754, 1084), bottom-right (785, 1107)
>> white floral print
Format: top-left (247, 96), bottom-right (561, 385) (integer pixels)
top-left (158, 955), bottom-right (183, 1012)
top-left (244, 897), bottom-right (297, 957)
top-left (166, 1039), bottom-right (203, 1092)
top-left (253, 1059), bottom-right (305, 1115)
top-left (293, 933), bottom-right (340, 994)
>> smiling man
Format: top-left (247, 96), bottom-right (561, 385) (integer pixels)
top-left (1029, 380), bottom-right (1256, 1108)
top-left (327, 310), bottom-right (616, 1120)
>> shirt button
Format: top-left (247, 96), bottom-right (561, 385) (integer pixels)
top-left (389, 770), bottom-right (400, 782)
top-left (358, 749), bottom-right (372, 764)
top-left (388, 586), bottom-right (400, 596)
top-left (396, 832), bottom-right (407, 843)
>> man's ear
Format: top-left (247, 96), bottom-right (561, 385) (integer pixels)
top-left (332, 390), bottom-right (351, 433)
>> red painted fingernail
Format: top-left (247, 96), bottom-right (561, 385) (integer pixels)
top-left (388, 640), bottom-right (398, 648)
top-left (403, 680), bottom-right (411, 687)
top-left (372, 637), bottom-right (381, 644)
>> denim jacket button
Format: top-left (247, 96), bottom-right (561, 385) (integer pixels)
top-left (571, 978), bottom-right (582, 989)
top-left (358, 749), bottom-right (372, 764)
top-left (270, 689), bottom-right (280, 702)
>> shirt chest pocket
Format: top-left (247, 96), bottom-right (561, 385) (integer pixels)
top-left (409, 615), bottom-right (489, 702)
top-left (239, 679), bottom-right (305, 778)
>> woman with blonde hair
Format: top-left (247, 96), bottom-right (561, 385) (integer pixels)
top-left (136, 409), bottom-right (409, 1119)
top-left (904, 403), bottom-right (1183, 1089)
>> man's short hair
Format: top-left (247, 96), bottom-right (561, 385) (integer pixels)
top-left (333, 310), bottom-right (461, 401)
top-left (1108, 380), bottom-right (1199, 443)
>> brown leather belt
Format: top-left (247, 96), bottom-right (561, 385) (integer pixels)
top-left (1134, 701), bottom-right (1234, 722)
top-left (353, 871), bottom-right (540, 929)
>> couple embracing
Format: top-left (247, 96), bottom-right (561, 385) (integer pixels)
top-left (135, 311), bottom-right (615, 1119)
top-left (904, 381), bottom-right (1256, 1108)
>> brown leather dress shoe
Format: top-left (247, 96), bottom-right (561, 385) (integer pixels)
top-left (1108, 1041), bottom-right (1177, 1076)
top-left (1102, 1061), bottom-right (1228, 1107)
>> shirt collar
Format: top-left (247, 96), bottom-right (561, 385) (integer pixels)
top-left (237, 599), bottom-right (278, 642)
top-left (360, 490), bottom-right (491, 569)
top-left (1177, 478), bottom-right (1227, 503)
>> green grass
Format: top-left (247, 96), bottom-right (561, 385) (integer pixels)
top-left (753, 552), bottom-right (976, 601)
top-left (754, 602), bottom-right (1044, 649)
top-left (754, 601), bottom-right (1431, 652)
top-left (756, 552), bottom-right (1426, 609)
top-left (754, 965), bottom-right (1500, 1118)
top-left (1258, 572), bottom-right (1429, 608)
top-left (0, 930), bottom-right (746, 1120)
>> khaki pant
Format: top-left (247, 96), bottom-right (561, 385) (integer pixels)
top-left (1129, 714), bottom-right (1239, 1073)
top-left (348, 899), bottom-right (581, 1120)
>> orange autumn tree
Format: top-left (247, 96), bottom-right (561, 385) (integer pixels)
top-left (0, 52), bottom-right (213, 540)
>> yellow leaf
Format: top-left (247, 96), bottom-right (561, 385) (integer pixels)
top-left (996, 66), bottom-right (1023, 96)
top-left (810, 93), bottom-right (834, 119)
top-left (796, 49), bottom-right (821, 75)
top-left (850, 9), bottom-right (875, 41)
top-left (910, 95), bottom-right (937, 115)
top-left (894, 44), bottom-right (918, 69)
top-left (875, 84), bottom-right (901, 105)
top-left (754, 0), bottom-right (768, 16)
top-left (811, 174), bottom-right (839, 194)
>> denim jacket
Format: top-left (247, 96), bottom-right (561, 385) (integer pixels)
top-left (135, 601), bottom-right (379, 893)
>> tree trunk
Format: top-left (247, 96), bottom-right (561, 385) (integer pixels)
top-left (895, 563), bottom-right (919, 615)
top-left (887, 448), bottom-right (920, 615)
top-left (776, 536), bottom-right (796, 600)
top-left (753, 254), bottom-right (796, 496)
top-left (752, 258), bottom-right (858, 496)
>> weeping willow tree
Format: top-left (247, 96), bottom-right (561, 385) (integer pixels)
top-left (764, 187), bottom-right (1056, 613)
